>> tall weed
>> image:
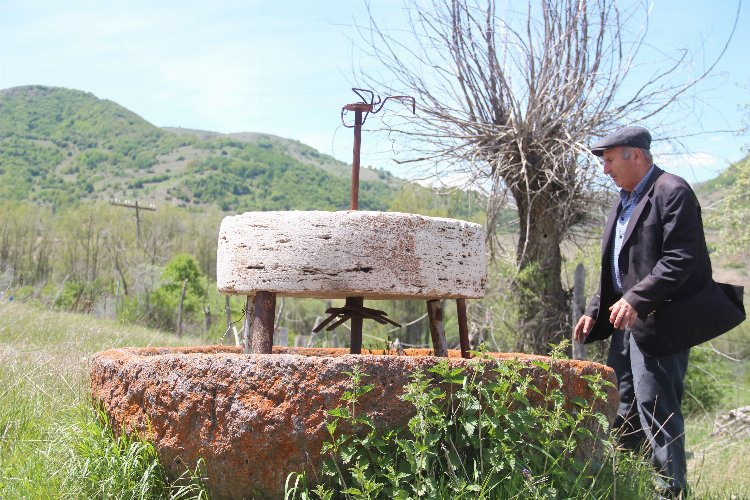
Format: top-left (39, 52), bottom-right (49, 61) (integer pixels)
top-left (288, 346), bottom-right (655, 499)
top-left (56, 406), bottom-right (209, 499)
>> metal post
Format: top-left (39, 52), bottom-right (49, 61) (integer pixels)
top-left (348, 296), bottom-right (364, 354)
top-left (456, 298), bottom-right (471, 359)
top-left (351, 108), bottom-right (363, 210)
top-left (344, 102), bottom-right (370, 352)
top-left (426, 299), bottom-right (449, 357)
top-left (343, 101), bottom-right (371, 211)
top-left (339, 90), bottom-right (415, 354)
top-left (252, 291), bottom-right (276, 354)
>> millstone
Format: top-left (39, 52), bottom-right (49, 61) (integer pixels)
top-left (217, 210), bottom-right (486, 299)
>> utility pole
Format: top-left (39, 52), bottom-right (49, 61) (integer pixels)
top-left (111, 199), bottom-right (156, 247)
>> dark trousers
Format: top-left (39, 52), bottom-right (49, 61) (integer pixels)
top-left (607, 328), bottom-right (690, 490)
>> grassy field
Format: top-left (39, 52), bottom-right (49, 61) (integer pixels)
top-left (1, 300), bottom-right (749, 498)
top-left (685, 348), bottom-right (750, 498)
top-left (0, 300), bottom-right (207, 497)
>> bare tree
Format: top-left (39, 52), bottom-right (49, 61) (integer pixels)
top-left (356, 0), bottom-right (738, 353)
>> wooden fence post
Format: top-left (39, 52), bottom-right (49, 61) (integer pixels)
top-left (571, 263), bottom-right (587, 360)
top-left (176, 278), bottom-right (188, 337)
top-left (242, 296), bottom-right (253, 354)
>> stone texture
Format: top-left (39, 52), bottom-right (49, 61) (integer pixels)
top-left (217, 210), bottom-right (486, 299)
top-left (90, 346), bottom-right (617, 499)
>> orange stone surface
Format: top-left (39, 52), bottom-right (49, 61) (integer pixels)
top-left (90, 346), bottom-right (617, 499)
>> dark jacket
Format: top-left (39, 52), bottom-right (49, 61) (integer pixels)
top-left (585, 166), bottom-right (745, 356)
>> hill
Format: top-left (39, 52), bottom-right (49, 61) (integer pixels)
top-left (0, 85), bottom-right (401, 211)
top-left (691, 154), bottom-right (750, 290)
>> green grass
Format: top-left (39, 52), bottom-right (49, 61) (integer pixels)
top-left (686, 413), bottom-right (750, 497)
top-left (0, 300), bottom-right (207, 498)
top-left (684, 336), bottom-right (750, 497)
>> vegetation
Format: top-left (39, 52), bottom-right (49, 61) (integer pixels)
top-left (0, 84), bottom-right (492, 347)
top-left (2, 300), bottom-right (748, 498)
top-left (286, 345), bottom-right (750, 499)
top-left (0, 300), bottom-right (208, 498)
top-left (0, 192), bottom-right (487, 348)
top-left (0, 85), bottom-right (402, 212)
top-left (58, 407), bottom-right (208, 499)
top-left (705, 154), bottom-right (750, 260)
top-left (287, 350), bottom-right (657, 499)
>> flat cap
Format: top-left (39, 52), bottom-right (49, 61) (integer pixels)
top-left (590, 126), bottom-right (651, 156)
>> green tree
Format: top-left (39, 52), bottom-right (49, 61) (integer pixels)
top-left (712, 155), bottom-right (750, 258)
top-left (150, 254), bottom-right (207, 331)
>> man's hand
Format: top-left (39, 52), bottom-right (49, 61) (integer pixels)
top-left (609, 298), bottom-right (638, 330)
top-left (573, 315), bottom-right (595, 343)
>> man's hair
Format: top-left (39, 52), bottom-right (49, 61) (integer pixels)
top-left (621, 147), bottom-right (653, 164)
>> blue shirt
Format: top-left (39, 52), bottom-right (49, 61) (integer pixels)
top-left (611, 165), bottom-right (655, 292)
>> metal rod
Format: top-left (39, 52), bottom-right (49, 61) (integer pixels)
top-left (426, 299), bottom-right (448, 357)
top-left (456, 298), bottom-right (471, 359)
top-left (252, 291), bottom-right (276, 354)
top-left (348, 296), bottom-right (364, 354)
top-left (338, 90), bottom-right (415, 354)
top-left (351, 108), bottom-right (362, 210)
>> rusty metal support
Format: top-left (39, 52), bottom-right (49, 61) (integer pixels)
top-left (313, 304), bottom-right (401, 333)
top-left (343, 103), bottom-right (371, 210)
top-left (352, 108), bottom-right (361, 210)
top-left (341, 89), bottom-right (414, 211)
top-left (242, 296), bottom-right (253, 354)
top-left (426, 299), bottom-right (448, 357)
top-left (252, 291), bottom-right (276, 354)
top-left (348, 296), bottom-right (364, 354)
top-left (337, 89), bottom-right (415, 354)
top-left (456, 298), bottom-right (471, 359)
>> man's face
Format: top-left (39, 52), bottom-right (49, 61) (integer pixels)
top-left (601, 146), bottom-right (640, 191)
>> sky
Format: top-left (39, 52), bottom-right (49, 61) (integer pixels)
top-left (1, 0), bottom-right (748, 184)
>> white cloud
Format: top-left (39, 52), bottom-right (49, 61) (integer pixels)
top-left (656, 150), bottom-right (730, 183)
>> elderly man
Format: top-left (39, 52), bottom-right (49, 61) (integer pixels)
top-left (574, 126), bottom-right (745, 497)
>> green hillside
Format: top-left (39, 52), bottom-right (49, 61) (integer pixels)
top-left (0, 85), bottom-right (401, 211)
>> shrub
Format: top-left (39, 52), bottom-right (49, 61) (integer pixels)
top-left (287, 346), bottom-right (655, 499)
top-left (683, 346), bottom-right (733, 414)
top-left (52, 278), bottom-right (111, 313)
top-left (149, 254), bottom-right (207, 330)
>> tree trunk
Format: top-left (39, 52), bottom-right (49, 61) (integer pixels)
top-left (513, 189), bottom-right (570, 353)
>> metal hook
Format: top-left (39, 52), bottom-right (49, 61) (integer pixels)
top-left (340, 88), bottom-right (415, 128)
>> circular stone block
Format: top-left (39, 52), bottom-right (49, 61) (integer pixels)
top-left (217, 210), bottom-right (486, 299)
top-left (90, 346), bottom-right (617, 499)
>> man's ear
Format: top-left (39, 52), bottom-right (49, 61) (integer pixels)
top-left (632, 148), bottom-right (644, 163)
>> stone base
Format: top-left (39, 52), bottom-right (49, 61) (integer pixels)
top-left (90, 346), bottom-right (617, 499)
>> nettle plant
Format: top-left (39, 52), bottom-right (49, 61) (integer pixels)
top-left (286, 345), bottom-right (654, 499)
